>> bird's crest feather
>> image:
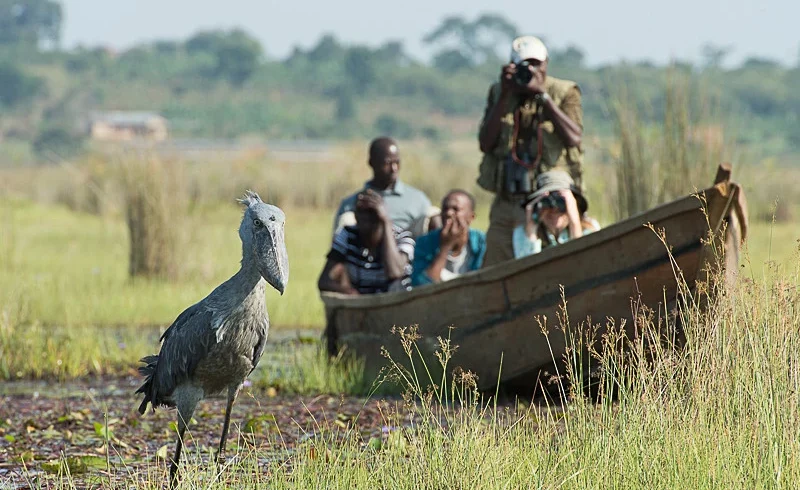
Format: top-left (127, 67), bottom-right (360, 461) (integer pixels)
top-left (237, 190), bottom-right (263, 208)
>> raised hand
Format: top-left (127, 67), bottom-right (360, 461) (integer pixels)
top-left (356, 189), bottom-right (389, 222)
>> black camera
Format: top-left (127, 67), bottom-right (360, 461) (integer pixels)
top-left (537, 193), bottom-right (567, 213)
top-left (514, 60), bottom-right (535, 86)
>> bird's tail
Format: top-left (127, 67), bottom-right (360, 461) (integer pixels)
top-left (135, 355), bottom-right (159, 415)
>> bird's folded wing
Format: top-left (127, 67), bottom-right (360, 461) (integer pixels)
top-left (154, 304), bottom-right (217, 396)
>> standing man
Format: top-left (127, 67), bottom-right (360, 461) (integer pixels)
top-left (332, 136), bottom-right (440, 239)
top-left (477, 35), bottom-right (585, 267)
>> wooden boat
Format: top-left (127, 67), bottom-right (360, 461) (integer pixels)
top-left (320, 164), bottom-right (749, 393)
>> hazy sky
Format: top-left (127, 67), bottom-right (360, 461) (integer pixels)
top-left (60, 0), bottom-right (797, 68)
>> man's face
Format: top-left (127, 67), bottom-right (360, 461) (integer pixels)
top-left (369, 144), bottom-right (400, 188)
top-left (441, 193), bottom-right (474, 228)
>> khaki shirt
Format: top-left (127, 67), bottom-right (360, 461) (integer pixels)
top-left (510, 85), bottom-right (583, 153)
top-left (477, 76), bottom-right (585, 194)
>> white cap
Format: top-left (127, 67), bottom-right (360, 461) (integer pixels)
top-left (510, 36), bottom-right (548, 63)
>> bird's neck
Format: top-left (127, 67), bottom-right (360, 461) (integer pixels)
top-left (231, 265), bottom-right (264, 293)
top-left (209, 258), bottom-right (265, 311)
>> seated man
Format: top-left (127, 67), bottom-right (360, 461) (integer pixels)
top-left (411, 190), bottom-right (487, 286)
top-left (512, 170), bottom-right (600, 258)
top-left (318, 189), bottom-right (415, 295)
top-left (332, 136), bottom-right (440, 239)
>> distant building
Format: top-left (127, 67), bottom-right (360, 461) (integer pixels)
top-left (88, 111), bottom-right (168, 141)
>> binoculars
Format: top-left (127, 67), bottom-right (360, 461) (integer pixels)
top-left (504, 156), bottom-right (532, 195)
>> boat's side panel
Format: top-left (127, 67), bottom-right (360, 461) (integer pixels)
top-left (453, 249), bottom-right (702, 389)
top-left (330, 204), bottom-right (712, 388)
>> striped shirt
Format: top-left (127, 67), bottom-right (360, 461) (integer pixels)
top-left (327, 225), bottom-right (415, 294)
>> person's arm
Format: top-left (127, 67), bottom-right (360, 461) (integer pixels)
top-left (541, 86), bottom-right (583, 148)
top-left (479, 89), bottom-right (513, 153)
top-left (424, 249), bottom-right (451, 283)
top-left (380, 221), bottom-right (411, 280)
top-left (319, 229), bottom-right (359, 294)
top-left (479, 65), bottom-right (519, 153)
top-left (317, 258), bottom-right (358, 295)
top-left (558, 189), bottom-right (583, 239)
top-left (411, 235), bottom-right (434, 286)
top-left (360, 190), bottom-right (410, 280)
top-left (332, 196), bottom-right (354, 237)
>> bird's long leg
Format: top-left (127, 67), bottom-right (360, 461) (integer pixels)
top-left (169, 422), bottom-right (186, 490)
top-left (216, 384), bottom-right (240, 467)
top-left (170, 397), bottom-right (199, 489)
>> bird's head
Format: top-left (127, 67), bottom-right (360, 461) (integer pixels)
top-left (237, 190), bottom-right (289, 295)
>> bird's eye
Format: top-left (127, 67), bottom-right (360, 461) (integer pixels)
top-left (253, 219), bottom-right (262, 227)
top-left (269, 215), bottom-right (276, 222)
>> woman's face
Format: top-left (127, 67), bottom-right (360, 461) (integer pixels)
top-left (539, 206), bottom-right (569, 233)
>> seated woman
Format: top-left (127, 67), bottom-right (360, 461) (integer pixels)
top-left (512, 170), bottom-right (600, 258)
top-left (318, 189), bottom-right (415, 295)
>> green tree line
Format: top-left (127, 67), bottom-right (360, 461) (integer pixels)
top-left (1, 1), bottom-right (798, 158)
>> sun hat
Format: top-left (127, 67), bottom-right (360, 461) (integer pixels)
top-left (510, 36), bottom-right (548, 64)
top-left (521, 169), bottom-right (588, 215)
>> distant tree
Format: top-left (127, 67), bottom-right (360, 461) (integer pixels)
top-left (740, 57), bottom-right (782, 70)
top-left (32, 124), bottom-right (85, 160)
top-left (185, 31), bottom-right (220, 55)
top-left (421, 125), bottom-right (444, 141)
top-left (797, 44), bottom-right (800, 69)
top-left (700, 43), bottom-right (732, 69)
top-left (64, 46), bottom-right (112, 76)
top-left (184, 29), bottom-right (263, 86)
top-left (430, 48), bottom-right (473, 73)
top-left (0, 0), bottom-right (62, 48)
top-left (0, 60), bottom-right (44, 108)
top-left (153, 40), bottom-right (180, 55)
top-left (374, 40), bottom-right (411, 66)
top-left (552, 45), bottom-right (585, 68)
top-left (304, 34), bottom-right (345, 63)
top-left (422, 13), bottom-right (518, 68)
top-left (214, 29), bottom-right (263, 86)
top-left (375, 114), bottom-right (414, 139)
top-left (344, 46), bottom-right (376, 92)
top-left (335, 87), bottom-right (356, 121)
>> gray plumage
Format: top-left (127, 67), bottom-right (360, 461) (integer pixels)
top-left (135, 190), bottom-right (289, 488)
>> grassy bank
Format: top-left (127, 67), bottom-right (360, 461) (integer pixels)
top-left (9, 259), bottom-right (800, 488)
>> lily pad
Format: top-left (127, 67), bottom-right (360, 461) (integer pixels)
top-left (41, 456), bottom-right (89, 475)
top-left (367, 436), bottom-right (382, 451)
top-left (156, 444), bottom-right (170, 461)
top-left (244, 414), bottom-right (277, 434)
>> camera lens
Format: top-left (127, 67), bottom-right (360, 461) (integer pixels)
top-left (514, 61), bottom-right (534, 85)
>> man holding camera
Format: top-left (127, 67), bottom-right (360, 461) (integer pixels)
top-left (477, 35), bottom-right (584, 267)
top-left (319, 189), bottom-right (415, 295)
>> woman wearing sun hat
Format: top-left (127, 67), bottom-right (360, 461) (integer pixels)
top-left (512, 169), bottom-right (600, 258)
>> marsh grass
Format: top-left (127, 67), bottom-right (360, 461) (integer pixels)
top-left (0, 314), bottom-right (154, 380)
top-left (22, 243), bottom-right (800, 488)
top-left (609, 66), bottom-right (731, 220)
top-left (254, 343), bottom-right (375, 396)
top-left (120, 155), bottom-right (189, 280)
